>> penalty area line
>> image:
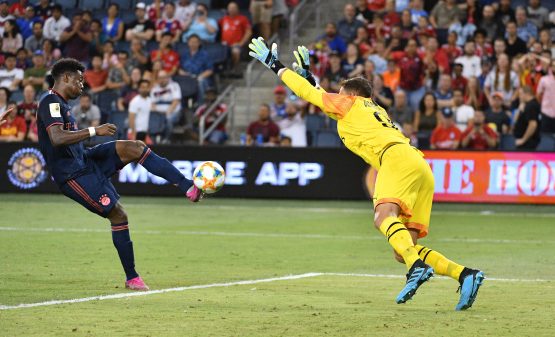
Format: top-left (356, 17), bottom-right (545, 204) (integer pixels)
top-left (1, 272), bottom-right (552, 311)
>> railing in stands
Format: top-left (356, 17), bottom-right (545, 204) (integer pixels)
top-left (289, 0), bottom-right (322, 50)
top-left (198, 85), bottom-right (236, 145)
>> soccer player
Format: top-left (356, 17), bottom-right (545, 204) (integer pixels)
top-left (0, 58), bottom-right (204, 291)
top-left (248, 38), bottom-right (484, 310)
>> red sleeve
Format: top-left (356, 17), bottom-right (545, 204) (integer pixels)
top-left (241, 16), bottom-right (251, 29)
top-left (430, 128), bottom-right (439, 144)
top-left (246, 122), bottom-right (254, 136)
top-left (150, 50), bottom-right (157, 60)
top-left (270, 122), bottom-right (280, 137)
top-left (485, 126), bottom-right (498, 139)
top-left (156, 20), bottom-right (164, 30)
top-left (16, 117), bottom-right (27, 134)
top-left (390, 51), bottom-right (404, 62)
top-left (454, 128), bottom-right (462, 140)
top-left (461, 127), bottom-right (471, 139)
top-left (170, 51), bottom-right (180, 67)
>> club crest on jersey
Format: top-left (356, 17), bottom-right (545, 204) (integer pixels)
top-left (99, 194), bottom-right (111, 206)
top-left (49, 103), bottom-right (61, 118)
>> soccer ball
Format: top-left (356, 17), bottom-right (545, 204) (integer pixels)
top-left (193, 161), bottom-right (226, 194)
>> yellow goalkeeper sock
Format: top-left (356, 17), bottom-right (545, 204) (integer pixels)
top-left (379, 216), bottom-right (420, 269)
top-left (415, 244), bottom-right (465, 281)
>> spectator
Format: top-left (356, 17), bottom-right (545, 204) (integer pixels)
top-left (15, 47), bottom-right (30, 70)
top-left (367, 0), bottom-right (386, 13)
top-left (320, 51), bottom-right (346, 93)
top-left (342, 43), bottom-right (364, 78)
top-left (391, 39), bottom-right (426, 112)
top-left (485, 92), bottom-right (511, 134)
top-left (337, 3), bottom-right (364, 42)
top-left (60, 12), bottom-right (92, 63)
top-left (8, 0), bottom-right (26, 17)
top-left (106, 51), bottom-right (131, 95)
top-left (441, 31), bottom-right (462, 67)
top-left (538, 28), bottom-right (555, 57)
top-left (399, 9), bottom-right (414, 40)
top-left (355, 0), bottom-right (373, 24)
top-left (527, 0), bottom-right (548, 31)
top-left (22, 50), bottom-right (47, 93)
top-left (452, 88), bottom-right (475, 131)
top-left (43, 4), bottom-right (69, 42)
top-left (193, 88), bottom-right (228, 144)
top-left (367, 40), bottom-right (387, 74)
top-left (156, 2), bottom-right (182, 43)
top-left (464, 76), bottom-right (486, 110)
top-left (174, 0), bottom-right (196, 32)
top-left (367, 15), bottom-right (391, 44)
top-left (2, 19), bottom-right (22, 54)
top-left (0, 101), bottom-right (26, 142)
top-left (383, 0), bottom-right (400, 27)
top-left (102, 3), bottom-right (124, 42)
top-left (182, 3), bottom-right (218, 43)
top-left (353, 26), bottom-right (372, 58)
top-left (429, 0), bottom-right (459, 44)
top-left (514, 85), bottom-right (540, 149)
top-left (150, 32), bottom-right (180, 76)
top-left (0, 1), bottom-right (14, 36)
top-left (373, 74), bottom-right (393, 109)
top-left (271, 0), bottom-right (288, 37)
top-left (315, 22), bottom-right (347, 55)
top-left (421, 36), bottom-right (449, 74)
top-left (382, 59), bottom-right (400, 91)
top-left (423, 60), bottom-right (439, 91)
top-left (41, 38), bottom-right (61, 67)
top-left (479, 5), bottom-right (502, 42)
top-left (409, 0), bottom-right (428, 25)
top-left (219, 2), bottom-right (252, 77)
top-left (250, 0), bottom-right (272, 41)
top-left (484, 53), bottom-right (519, 107)
top-left (473, 29), bottom-right (493, 59)
top-left (0, 87), bottom-right (9, 114)
top-left (461, 109), bottom-right (498, 149)
top-left (389, 90), bottom-right (413, 125)
top-left (117, 67), bottom-right (142, 112)
top-left (128, 38), bottom-right (149, 71)
top-left (15, 5), bottom-right (38, 40)
top-left (71, 93), bottom-right (101, 129)
top-left (26, 110), bottom-right (38, 141)
top-left (89, 19), bottom-right (107, 55)
top-left (150, 70), bottom-right (182, 141)
top-left (413, 92), bottom-right (438, 133)
top-left (128, 79), bottom-right (151, 141)
top-left (246, 103), bottom-right (280, 146)
top-left (279, 136), bottom-right (292, 147)
top-left (277, 102), bottom-right (306, 147)
top-left (504, 21), bottom-right (527, 59)
top-left (435, 74), bottom-right (453, 109)
top-left (0, 53), bottom-right (23, 91)
top-left (270, 85), bottom-right (287, 120)
top-left (179, 34), bottom-right (213, 102)
top-left (84, 55), bottom-right (108, 94)
top-left (496, 0), bottom-right (515, 26)
top-left (34, 0), bottom-right (51, 21)
top-left (454, 40), bottom-right (481, 79)
top-left (514, 7), bottom-right (537, 47)
top-left (536, 59), bottom-right (555, 133)
top-left (125, 2), bottom-right (156, 42)
top-left (430, 107), bottom-right (461, 149)
top-left (24, 21), bottom-right (44, 53)
top-left (451, 63), bottom-right (468, 92)
top-left (17, 84), bottom-right (36, 122)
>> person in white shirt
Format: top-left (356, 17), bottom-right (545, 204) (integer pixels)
top-left (0, 1), bottom-right (14, 36)
top-left (128, 79), bottom-right (152, 141)
top-left (277, 102), bottom-right (307, 147)
top-left (150, 70), bottom-right (182, 141)
top-left (454, 40), bottom-right (481, 79)
top-left (0, 53), bottom-right (23, 91)
top-left (174, 0), bottom-right (196, 32)
top-left (452, 88), bottom-right (474, 131)
top-left (43, 4), bottom-right (70, 42)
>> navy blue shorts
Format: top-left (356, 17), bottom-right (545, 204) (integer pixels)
top-left (59, 141), bottom-right (125, 218)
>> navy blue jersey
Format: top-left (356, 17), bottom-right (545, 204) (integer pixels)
top-left (37, 90), bottom-right (88, 184)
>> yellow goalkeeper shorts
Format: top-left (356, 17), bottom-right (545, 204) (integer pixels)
top-left (373, 143), bottom-right (435, 238)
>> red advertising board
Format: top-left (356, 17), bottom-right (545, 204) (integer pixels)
top-left (423, 151), bottom-right (555, 204)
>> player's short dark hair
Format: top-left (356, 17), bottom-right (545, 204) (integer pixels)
top-left (51, 58), bottom-right (85, 81)
top-left (341, 77), bottom-right (373, 98)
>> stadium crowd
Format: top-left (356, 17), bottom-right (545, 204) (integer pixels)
top-left (0, 0), bottom-right (554, 151)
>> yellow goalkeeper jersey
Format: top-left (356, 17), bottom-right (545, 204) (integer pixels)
top-left (281, 69), bottom-right (410, 169)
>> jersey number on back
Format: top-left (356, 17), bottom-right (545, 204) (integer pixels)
top-left (373, 111), bottom-right (398, 130)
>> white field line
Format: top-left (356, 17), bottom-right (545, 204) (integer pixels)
top-left (0, 226), bottom-right (554, 245)
top-left (1, 272), bottom-right (552, 311)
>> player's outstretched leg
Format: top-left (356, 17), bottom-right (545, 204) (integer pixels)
top-left (108, 203), bottom-right (149, 291)
top-left (374, 203), bottom-right (434, 304)
top-left (415, 245), bottom-right (485, 310)
top-left (116, 141), bottom-right (203, 202)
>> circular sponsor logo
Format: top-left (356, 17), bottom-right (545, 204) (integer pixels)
top-left (7, 148), bottom-right (47, 190)
top-left (100, 195), bottom-right (111, 206)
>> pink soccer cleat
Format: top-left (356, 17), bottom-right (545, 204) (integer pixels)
top-left (125, 276), bottom-right (149, 291)
top-left (186, 185), bottom-right (204, 202)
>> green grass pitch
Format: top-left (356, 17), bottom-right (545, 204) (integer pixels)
top-left (1, 194), bottom-right (554, 336)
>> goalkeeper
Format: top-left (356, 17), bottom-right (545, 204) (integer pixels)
top-left (248, 37), bottom-right (484, 310)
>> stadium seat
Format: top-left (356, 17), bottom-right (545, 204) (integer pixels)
top-left (115, 40), bottom-right (130, 52)
top-left (196, 0), bottom-right (211, 6)
top-left (314, 130), bottom-right (341, 148)
top-left (305, 114), bottom-right (326, 146)
top-left (10, 90), bottom-right (23, 103)
top-left (55, 0), bottom-right (78, 8)
top-left (174, 75), bottom-right (198, 100)
top-left (500, 134), bottom-right (516, 150)
top-left (537, 133), bottom-right (555, 151)
top-left (327, 117), bottom-right (337, 130)
top-left (208, 9), bottom-right (225, 22)
top-left (109, 0), bottom-right (134, 10)
top-left (205, 43), bottom-right (228, 67)
top-left (108, 110), bottom-right (128, 140)
top-left (148, 111), bottom-right (166, 136)
top-left (80, 0), bottom-right (105, 10)
top-left (146, 40), bottom-right (159, 53)
top-left (176, 43), bottom-right (189, 56)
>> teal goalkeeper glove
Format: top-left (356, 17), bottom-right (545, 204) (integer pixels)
top-left (248, 37), bottom-right (285, 74)
top-left (292, 45), bottom-right (317, 87)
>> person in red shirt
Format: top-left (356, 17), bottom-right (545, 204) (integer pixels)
top-left (451, 63), bottom-right (468, 92)
top-left (150, 32), bottom-right (180, 76)
top-left (246, 103), bottom-right (280, 146)
top-left (84, 55), bottom-right (108, 94)
top-left (155, 2), bottom-right (182, 43)
top-left (391, 38), bottom-right (426, 111)
top-left (0, 102), bottom-right (26, 142)
top-left (461, 110), bottom-right (498, 150)
top-left (366, 0), bottom-right (385, 12)
top-left (219, 1), bottom-right (252, 76)
top-left (9, 0), bottom-right (26, 17)
top-left (420, 36), bottom-right (449, 74)
top-left (430, 107), bottom-right (461, 149)
top-left (441, 31), bottom-right (463, 69)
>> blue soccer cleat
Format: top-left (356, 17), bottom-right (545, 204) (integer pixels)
top-left (396, 260), bottom-right (434, 304)
top-left (456, 269), bottom-right (485, 311)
